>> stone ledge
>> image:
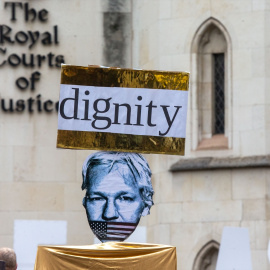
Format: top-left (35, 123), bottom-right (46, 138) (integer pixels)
top-left (170, 156), bottom-right (270, 172)
top-left (197, 134), bottom-right (228, 150)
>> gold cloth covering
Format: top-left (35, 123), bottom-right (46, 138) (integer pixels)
top-left (57, 65), bottom-right (189, 155)
top-left (34, 242), bottom-right (176, 270)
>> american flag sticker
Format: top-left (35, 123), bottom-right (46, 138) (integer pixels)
top-left (90, 221), bottom-right (138, 242)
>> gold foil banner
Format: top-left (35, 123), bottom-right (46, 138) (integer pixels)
top-left (57, 65), bottom-right (189, 155)
top-left (34, 242), bottom-right (177, 270)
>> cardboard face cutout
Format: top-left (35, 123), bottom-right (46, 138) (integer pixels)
top-left (82, 151), bottom-right (154, 242)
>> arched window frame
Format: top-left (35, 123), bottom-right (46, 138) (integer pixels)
top-left (190, 17), bottom-right (232, 151)
top-left (193, 240), bottom-right (220, 270)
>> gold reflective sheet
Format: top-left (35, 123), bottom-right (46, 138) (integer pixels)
top-left (57, 65), bottom-right (189, 155)
top-left (34, 242), bottom-right (177, 270)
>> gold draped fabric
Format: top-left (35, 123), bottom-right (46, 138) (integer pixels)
top-left (34, 242), bottom-right (176, 270)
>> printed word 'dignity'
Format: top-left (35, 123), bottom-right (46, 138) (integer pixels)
top-left (58, 85), bottom-right (188, 138)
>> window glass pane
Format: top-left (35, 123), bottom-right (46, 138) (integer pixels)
top-left (214, 53), bottom-right (224, 134)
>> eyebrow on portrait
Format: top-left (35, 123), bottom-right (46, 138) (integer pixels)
top-left (89, 191), bottom-right (106, 197)
top-left (116, 191), bottom-right (136, 197)
top-left (90, 191), bottom-right (136, 197)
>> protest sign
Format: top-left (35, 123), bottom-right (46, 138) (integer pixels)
top-left (57, 65), bottom-right (189, 155)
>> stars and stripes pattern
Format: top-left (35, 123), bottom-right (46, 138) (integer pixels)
top-left (90, 221), bottom-right (138, 242)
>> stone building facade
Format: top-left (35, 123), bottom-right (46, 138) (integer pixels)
top-left (0, 0), bottom-right (269, 269)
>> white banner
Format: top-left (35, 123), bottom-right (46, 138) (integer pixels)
top-left (216, 227), bottom-right (253, 270)
top-left (58, 84), bottom-right (188, 138)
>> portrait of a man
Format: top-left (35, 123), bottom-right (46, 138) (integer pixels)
top-left (82, 151), bottom-right (154, 242)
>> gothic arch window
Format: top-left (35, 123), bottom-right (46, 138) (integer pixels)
top-left (193, 240), bottom-right (220, 270)
top-left (190, 18), bottom-right (232, 150)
